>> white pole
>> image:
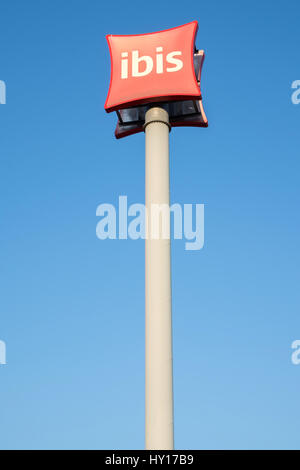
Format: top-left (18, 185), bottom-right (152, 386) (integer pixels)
top-left (144, 107), bottom-right (174, 450)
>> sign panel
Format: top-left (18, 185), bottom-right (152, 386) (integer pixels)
top-left (104, 21), bottom-right (201, 113)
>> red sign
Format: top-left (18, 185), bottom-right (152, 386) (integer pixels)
top-left (104, 21), bottom-right (201, 113)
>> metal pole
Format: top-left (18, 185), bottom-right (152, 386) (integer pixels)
top-left (144, 107), bottom-right (174, 450)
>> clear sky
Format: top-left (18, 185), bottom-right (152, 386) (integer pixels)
top-left (0, 0), bottom-right (300, 450)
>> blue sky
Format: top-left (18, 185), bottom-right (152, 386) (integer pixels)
top-left (0, 0), bottom-right (300, 450)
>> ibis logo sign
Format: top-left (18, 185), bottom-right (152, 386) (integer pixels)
top-left (120, 49), bottom-right (183, 79)
top-left (104, 21), bottom-right (201, 112)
